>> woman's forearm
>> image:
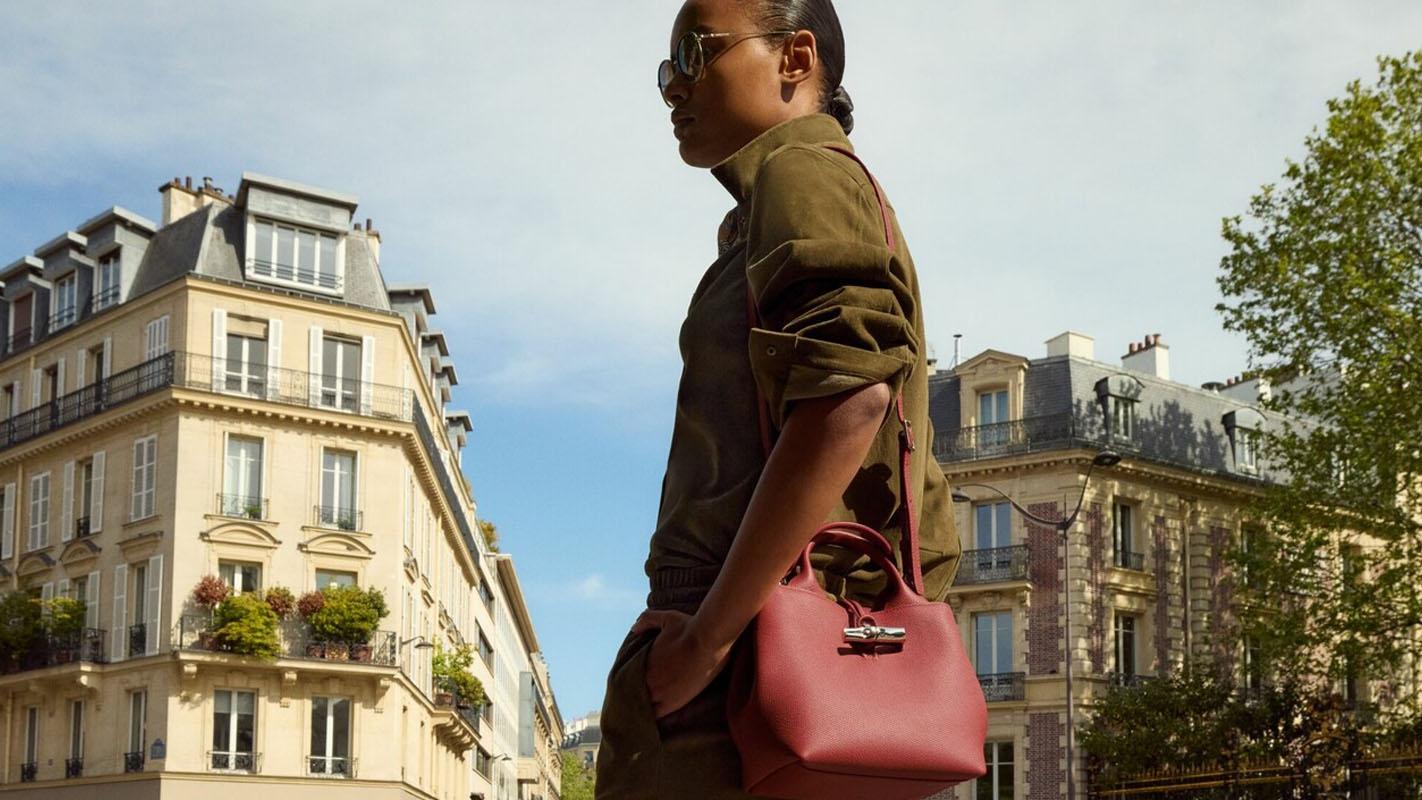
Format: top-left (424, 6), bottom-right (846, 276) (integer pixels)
top-left (686, 380), bottom-right (893, 653)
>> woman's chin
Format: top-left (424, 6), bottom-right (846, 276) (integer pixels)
top-left (677, 136), bottom-right (721, 169)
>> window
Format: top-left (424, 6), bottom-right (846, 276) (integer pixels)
top-left (220, 561), bottom-right (263, 595)
top-left (69, 699), bottom-right (84, 760)
top-left (977, 389), bottom-right (1009, 446)
top-left (319, 449), bottom-right (358, 529)
top-left (480, 697), bottom-right (493, 726)
top-left (479, 574), bottom-right (495, 612)
top-left (309, 696), bottom-right (351, 776)
top-left (144, 316), bottom-right (169, 361)
top-left (3, 384), bottom-right (15, 419)
top-left (475, 746), bottom-right (492, 778)
top-left (973, 501), bottom-right (1014, 578)
top-left (319, 337), bottom-right (361, 411)
top-left (1113, 614), bottom-right (1136, 678)
top-left (1235, 428), bottom-right (1258, 472)
top-left (27, 472), bottom-right (50, 550)
top-left (128, 689), bottom-right (147, 759)
top-left (11, 294), bottom-right (33, 346)
top-left (1243, 635), bottom-right (1263, 691)
top-left (977, 741), bottom-right (1014, 800)
top-left (130, 435), bottom-right (157, 520)
top-left (477, 626), bottom-right (494, 669)
top-left (1110, 396), bottom-right (1136, 440)
top-left (24, 704), bottom-right (39, 766)
top-left (1113, 501), bottom-right (1139, 570)
top-left (87, 343), bottom-right (106, 385)
top-left (249, 218), bottom-right (341, 291)
top-left (222, 436), bottom-right (264, 517)
top-left (315, 569), bottom-right (356, 590)
top-left (96, 255), bottom-right (121, 309)
top-left (225, 332), bottom-right (268, 396)
top-left (77, 457), bottom-right (95, 535)
top-left (973, 612), bottom-right (1013, 676)
top-left (54, 275), bottom-right (78, 328)
top-left (131, 563), bottom-right (147, 656)
top-left (212, 689), bottom-right (257, 771)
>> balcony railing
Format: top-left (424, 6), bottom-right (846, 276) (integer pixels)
top-left (52, 306), bottom-right (77, 329)
top-left (8, 327), bottom-right (33, 353)
top-left (1114, 550), bottom-right (1146, 571)
top-left (176, 615), bottom-right (398, 666)
top-left (435, 681), bottom-right (483, 730)
top-left (209, 750), bottom-right (261, 773)
top-left (20, 761), bottom-right (37, 782)
top-left (65, 757), bottom-right (83, 778)
top-left (954, 545), bottom-right (1030, 585)
top-left (936, 413), bottom-right (1087, 462)
top-left (977, 671), bottom-right (1026, 702)
top-left (124, 751), bottom-right (145, 773)
top-left (217, 493), bottom-right (268, 521)
top-left (307, 755), bottom-right (356, 778)
top-left (1107, 671), bottom-right (1156, 688)
top-left (1, 629), bottom-right (107, 673)
top-left (0, 351), bottom-right (415, 456)
top-left (314, 504), bottom-right (362, 531)
top-left (128, 622), bottom-right (147, 658)
top-left (250, 259), bottom-right (343, 292)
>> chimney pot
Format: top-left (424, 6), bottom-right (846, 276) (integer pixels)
top-left (185, 176), bottom-right (192, 190)
top-left (366, 217), bottom-right (373, 231)
top-left (354, 222), bottom-right (363, 231)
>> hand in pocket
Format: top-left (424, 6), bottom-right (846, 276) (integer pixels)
top-left (630, 608), bottom-right (734, 720)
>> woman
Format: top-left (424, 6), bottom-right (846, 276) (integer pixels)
top-left (595, 0), bottom-right (961, 797)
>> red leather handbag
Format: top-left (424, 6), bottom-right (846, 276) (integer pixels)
top-left (726, 145), bottom-right (988, 799)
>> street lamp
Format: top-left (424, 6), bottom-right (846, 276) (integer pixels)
top-left (400, 635), bottom-right (436, 649)
top-left (952, 449), bottom-right (1120, 800)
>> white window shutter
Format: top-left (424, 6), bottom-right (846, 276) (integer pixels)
top-left (76, 348), bottom-right (87, 388)
top-left (111, 563), bottom-right (127, 662)
top-left (360, 335), bottom-right (375, 415)
top-left (61, 460), bottom-right (75, 542)
top-left (145, 554), bottom-right (162, 653)
top-left (85, 571), bottom-right (100, 630)
top-left (130, 439), bottom-right (141, 522)
top-left (31, 368), bottom-right (41, 409)
top-left (59, 578), bottom-right (70, 599)
top-left (266, 319), bottom-right (283, 401)
top-left (212, 309), bottom-right (228, 391)
top-left (56, 357), bottom-right (65, 398)
top-left (308, 326), bottom-right (323, 405)
top-left (1, 483), bottom-right (12, 559)
top-left (41, 582), bottom-right (53, 613)
top-left (90, 451), bottom-right (105, 533)
top-left (102, 337), bottom-right (112, 379)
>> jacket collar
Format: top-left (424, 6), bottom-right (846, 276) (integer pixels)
top-left (710, 113), bottom-right (850, 205)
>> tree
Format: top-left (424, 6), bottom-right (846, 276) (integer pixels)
top-left (478, 518), bottom-right (500, 552)
top-left (560, 751), bottom-right (595, 800)
top-left (1215, 51), bottom-right (1422, 718)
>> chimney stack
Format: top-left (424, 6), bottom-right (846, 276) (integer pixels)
top-left (1045, 331), bottom-right (1095, 360)
top-left (1121, 332), bottom-right (1170, 381)
top-left (158, 174), bottom-right (232, 227)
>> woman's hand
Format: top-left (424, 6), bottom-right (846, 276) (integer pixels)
top-left (630, 608), bottom-right (736, 720)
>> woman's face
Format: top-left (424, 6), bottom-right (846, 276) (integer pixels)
top-left (665, 0), bottom-right (815, 168)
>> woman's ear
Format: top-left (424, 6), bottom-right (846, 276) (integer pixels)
top-left (779, 29), bottom-right (818, 89)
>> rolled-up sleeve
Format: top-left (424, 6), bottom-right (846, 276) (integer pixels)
top-left (744, 145), bottom-right (918, 430)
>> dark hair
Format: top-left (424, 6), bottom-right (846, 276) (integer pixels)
top-left (743, 0), bottom-right (853, 134)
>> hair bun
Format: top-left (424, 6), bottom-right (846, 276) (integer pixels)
top-left (827, 85), bottom-right (854, 134)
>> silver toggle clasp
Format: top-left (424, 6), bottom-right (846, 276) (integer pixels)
top-left (842, 623), bottom-right (907, 643)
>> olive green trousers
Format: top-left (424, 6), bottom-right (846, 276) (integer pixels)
top-left (594, 603), bottom-right (771, 799)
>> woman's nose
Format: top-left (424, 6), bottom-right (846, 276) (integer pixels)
top-left (664, 76), bottom-right (691, 107)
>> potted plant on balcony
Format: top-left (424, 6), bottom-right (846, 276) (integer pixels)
top-left (0, 591), bottom-right (43, 673)
top-left (264, 586), bottom-right (296, 620)
top-left (211, 593), bottom-right (281, 660)
top-left (306, 585), bottom-right (388, 662)
top-left (45, 596), bottom-right (86, 664)
top-left (244, 502), bottom-right (263, 520)
top-left (431, 642), bottom-right (485, 710)
top-left (190, 575), bottom-right (230, 650)
top-left (297, 591), bottom-right (326, 658)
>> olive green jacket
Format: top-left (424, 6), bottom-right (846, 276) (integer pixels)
top-left (644, 112), bottom-right (961, 603)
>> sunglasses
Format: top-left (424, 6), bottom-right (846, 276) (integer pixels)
top-left (658, 29), bottom-right (796, 108)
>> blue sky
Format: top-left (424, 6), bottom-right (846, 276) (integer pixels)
top-left (2, 1), bottom-right (1419, 721)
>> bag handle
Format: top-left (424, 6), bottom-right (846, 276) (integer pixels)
top-left (743, 144), bottom-right (924, 594)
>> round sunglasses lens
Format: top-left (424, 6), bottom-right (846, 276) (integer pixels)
top-left (657, 60), bottom-right (675, 105)
top-left (676, 33), bottom-right (703, 81)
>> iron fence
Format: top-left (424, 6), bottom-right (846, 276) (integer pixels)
top-left (177, 615), bottom-right (398, 666)
top-left (977, 671), bottom-right (1026, 702)
top-left (954, 545), bottom-right (1030, 585)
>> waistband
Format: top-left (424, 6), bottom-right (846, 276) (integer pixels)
top-left (646, 564), bottom-right (722, 611)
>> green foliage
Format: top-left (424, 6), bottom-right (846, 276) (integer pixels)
top-left (431, 641), bottom-right (486, 707)
top-left (0, 592), bottom-right (42, 668)
top-left (1083, 666), bottom-right (1365, 792)
top-left (1214, 51), bottom-right (1422, 699)
top-left (306, 585), bottom-right (389, 644)
top-left (560, 751), bottom-right (595, 800)
top-left (478, 518), bottom-right (500, 552)
top-left (45, 596), bottom-right (86, 639)
top-left (212, 593), bottom-right (281, 660)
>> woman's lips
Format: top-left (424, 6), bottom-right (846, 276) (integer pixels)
top-left (672, 115), bottom-right (694, 139)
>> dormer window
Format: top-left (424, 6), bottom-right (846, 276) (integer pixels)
top-left (977, 388), bottom-right (1009, 447)
top-left (1109, 396), bottom-right (1136, 441)
top-left (1095, 374), bottom-right (1144, 445)
top-left (96, 255), bottom-right (121, 310)
top-left (52, 275), bottom-right (78, 329)
top-left (1235, 429), bottom-right (1258, 472)
top-left (248, 217), bottom-right (342, 293)
top-left (1223, 408), bottom-right (1265, 476)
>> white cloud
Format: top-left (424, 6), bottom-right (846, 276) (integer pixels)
top-left (571, 573), bottom-right (642, 606)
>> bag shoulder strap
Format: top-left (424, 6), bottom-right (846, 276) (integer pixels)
top-left (743, 144), bottom-right (923, 594)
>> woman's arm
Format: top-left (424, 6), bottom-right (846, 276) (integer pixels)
top-left (633, 378), bottom-right (890, 719)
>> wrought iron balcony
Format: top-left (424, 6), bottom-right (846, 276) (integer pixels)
top-left (177, 615), bottom-right (398, 666)
top-left (307, 755), bottom-right (356, 778)
top-left (217, 493), bottom-right (268, 520)
top-left (953, 545), bottom-right (1030, 585)
top-left (124, 750), bottom-right (145, 773)
top-left (435, 681), bottom-right (483, 729)
top-left (0, 351), bottom-right (415, 456)
top-left (1, 628), bottom-right (107, 674)
top-left (1107, 671), bottom-right (1155, 688)
top-left (935, 413), bottom-right (1087, 462)
top-left (52, 306), bottom-right (77, 329)
top-left (209, 750), bottom-right (261, 773)
top-left (128, 622), bottom-right (147, 658)
top-left (20, 761), bottom-right (37, 782)
top-left (314, 504), bottom-right (362, 531)
top-left (250, 259), bottom-right (343, 292)
top-left (1114, 550), bottom-right (1146, 571)
top-left (977, 671), bottom-right (1026, 702)
top-left (8, 327), bottom-right (33, 353)
top-left (94, 285), bottom-right (120, 310)
top-left (65, 757), bottom-right (83, 778)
